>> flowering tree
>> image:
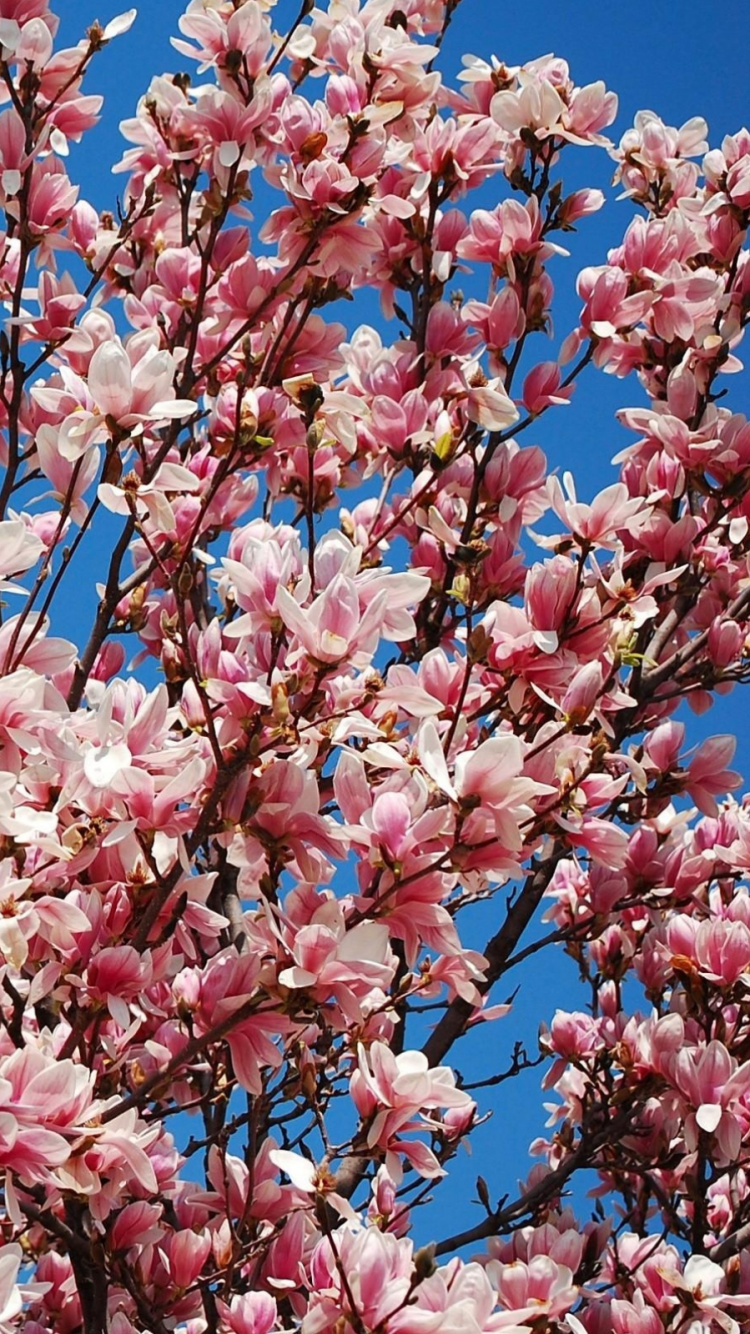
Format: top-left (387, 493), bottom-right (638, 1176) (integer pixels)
top-left (0, 0), bottom-right (750, 1331)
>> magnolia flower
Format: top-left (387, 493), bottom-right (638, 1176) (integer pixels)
top-left (269, 1149), bottom-right (357, 1221)
top-left (419, 721), bottom-right (553, 858)
top-left (0, 1248), bottom-right (21, 1332)
top-left (466, 375), bottom-right (519, 431)
top-left (492, 74), bottom-right (567, 139)
top-left (351, 1042), bottom-right (473, 1177)
top-left (33, 336), bottom-right (195, 461)
top-left (548, 473), bottom-right (645, 548)
top-left (218, 1292), bottom-right (277, 1334)
top-left (656, 1254), bottom-right (750, 1334)
top-left (98, 459), bottom-right (201, 534)
top-left (0, 518), bottom-right (44, 593)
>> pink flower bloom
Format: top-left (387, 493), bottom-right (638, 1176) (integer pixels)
top-left (466, 376), bottom-right (520, 431)
top-left (109, 1201), bottom-right (165, 1252)
top-left (277, 917), bottom-right (396, 1022)
top-left (670, 1041), bottom-right (750, 1161)
top-left (219, 1292), bottom-right (277, 1334)
top-left (548, 474), bottom-right (645, 548)
top-left (351, 1041), bottom-right (472, 1177)
top-left (693, 919), bottom-right (750, 988)
top-left (165, 1229), bottom-right (212, 1289)
top-left (269, 1149), bottom-right (357, 1222)
top-left (578, 265), bottom-right (654, 339)
top-left (197, 950), bottom-right (293, 1095)
top-left (0, 518), bottom-right (44, 592)
top-left (686, 735), bottom-right (741, 816)
top-left (33, 336), bottom-right (196, 462)
top-left (277, 574), bottom-right (377, 665)
top-left (489, 1255), bottom-right (578, 1325)
top-left (0, 1245), bottom-right (32, 1334)
top-left (522, 362), bottom-right (574, 415)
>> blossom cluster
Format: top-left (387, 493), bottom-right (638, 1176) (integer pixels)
top-left (0, 0), bottom-right (745, 1332)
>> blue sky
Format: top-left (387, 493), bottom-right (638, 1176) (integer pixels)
top-left (44, 0), bottom-right (750, 1248)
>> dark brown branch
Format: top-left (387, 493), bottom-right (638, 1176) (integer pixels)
top-left (422, 852), bottom-right (562, 1067)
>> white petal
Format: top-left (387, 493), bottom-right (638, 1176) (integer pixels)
top-left (58, 412), bottom-right (101, 462)
top-left (683, 1254), bottom-right (725, 1292)
top-left (219, 140), bottom-right (241, 168)
top-left (88, 341), bottom-right (132, 419)
top-left (103, 820), bottom-right (137, 847)
top-left (83, 742), bottom-right (132, 789)
top-left (466, 380), bottom-right (519, 431)
top-left (102, 9), bottom-right (137, 40)
top-left (533, 629), bottom-right (559, 655)
top-left (360, 742), bottom-right (409, 769)
top-left (97, 483), bottom-right (131, 515)
top-left (278, 966), bottom-right (317, 989)
top-left (108, 994), bottom-right (131, 1028)
top-left (149, 398), bottom-right (196, 419)
top-left (0, 1246), bottom-right (21, 1323)
top-left (0, 920), bottom-right (27, 969)
top-left (268, 1149), bottom-right (316, 1191)
top-left (376, 193), bottom-right (416, 218)
top-left (152, 461), bottom-right (200, 491)
top-left (418, 718), bottom-right (457, 800)
top-left (0, 20), bottom-right (20, 53)
top-left (695, 1103), bottom-right (723, 1133)
top-left (49, 127), bottom-right (68, 156)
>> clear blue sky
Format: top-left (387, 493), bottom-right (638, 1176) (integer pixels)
top-left (48, 0), bottom-right (750, 1245)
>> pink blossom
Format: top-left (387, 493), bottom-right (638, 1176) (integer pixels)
top-left (219, 1293), bottom-right (277, 1334)
top-left (686, 735), bottom-right (741, 816)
